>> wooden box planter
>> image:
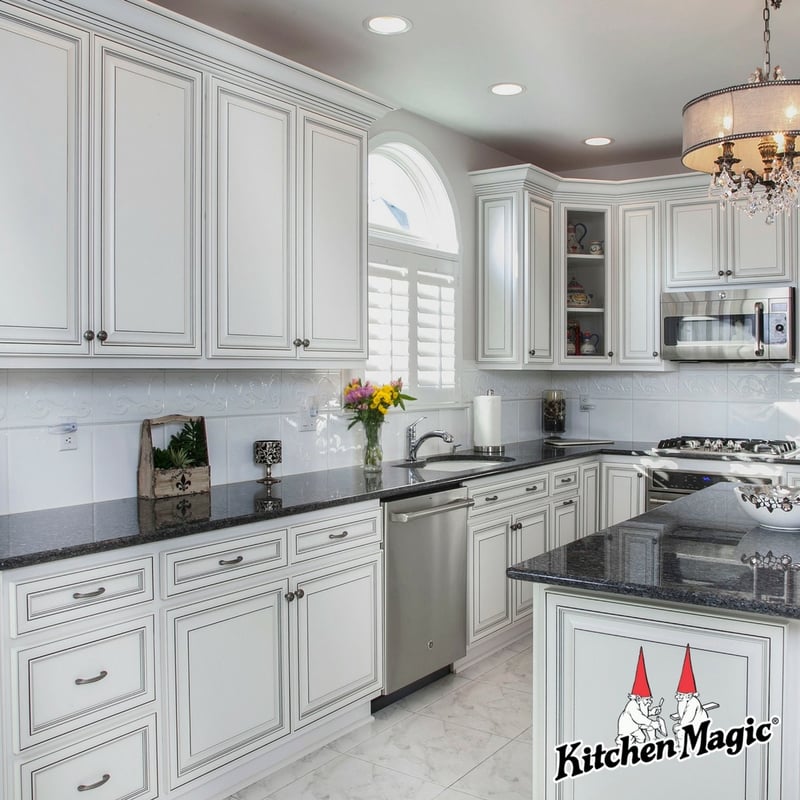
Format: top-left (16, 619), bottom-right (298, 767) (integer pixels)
top-left (137, 415), bottom-right (210, 499)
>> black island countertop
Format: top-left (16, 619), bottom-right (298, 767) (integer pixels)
top-left (0, 438), bottom-right (653, 571)
top-left (508, 482), bottom-right (800, 620)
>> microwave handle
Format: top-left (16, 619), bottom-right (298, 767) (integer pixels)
top-left (754, 302), bottom-right (765, 357)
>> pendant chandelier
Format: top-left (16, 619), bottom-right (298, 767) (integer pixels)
top-left (681, 0), bottom-right (800, 223)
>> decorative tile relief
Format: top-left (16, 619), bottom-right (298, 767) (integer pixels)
top-left (727, 370), bottom-right (780, 401)
top-left (678, 367), bottom-right (728, 399)
top-left (586, 373), bottom-right (634, 398)
top-left (779, 368), bottom-right (800, 401)
top-left (227, 370), bottom-right (281, 414)
top-left (631, 370), bottom-right (680, 399)
top-left (92, 371), bottom-right (165, 423)
top-left (280, 370), bottom-right (342, 413)
top-left (163, 371), bottom-right (229, 417)
top-left (7, 370), bottom-right (93, 427)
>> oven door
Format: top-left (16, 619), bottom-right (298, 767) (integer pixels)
top-left (645, 468), bottom-right (775, 511)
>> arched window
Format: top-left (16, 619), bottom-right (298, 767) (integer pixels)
top-left (366, 139), bottom-right (460, 403)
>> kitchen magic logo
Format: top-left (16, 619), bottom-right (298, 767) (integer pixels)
top-left (553, 644), bottom-right (780, 782)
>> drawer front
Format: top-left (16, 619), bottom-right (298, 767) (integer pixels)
top-left (19, 715), bottom-right (157, 800)
top-left (551, 466), bottom-right (579, 495)
top-left (13, 558), bottom-right (154, 635)
top-left (17, 618), bottom-right (155, 750)
top-left (470, 473), bottom-right (549, 514)
top-left (163, 528), bottom-right (288, 596)
top-left (291, 510), bottom-right (381, 562)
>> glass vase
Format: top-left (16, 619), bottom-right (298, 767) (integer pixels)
top-left (362, 418), bottom-right (384, 472)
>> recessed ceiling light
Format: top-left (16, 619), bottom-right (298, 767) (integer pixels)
top-left (490, 83), bottom-right (525, 96)
top-left (364, 16), bottom-right (412, 35)
top-left (584, 136), bottom-right (614, 147)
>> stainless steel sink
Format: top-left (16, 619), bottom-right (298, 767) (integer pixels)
top-left (394, 454), bottom-right (515, 473)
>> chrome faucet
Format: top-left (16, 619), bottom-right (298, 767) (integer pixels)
top-left (406, 416), bottom-right (454, 461)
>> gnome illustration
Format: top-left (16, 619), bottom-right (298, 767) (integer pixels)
top-left (616, 647), bottom-right (667, 744)
top-left (672, 644), bottom-right (712, 746)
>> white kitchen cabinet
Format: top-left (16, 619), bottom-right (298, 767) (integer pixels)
top-left (552, 494), bottom-right (580, 547)
top-left (93, 37), bottom-right (202, 355)
top-left (0, 8), bottom-right (89, 354)
top-left (469, 514), bottom-right (514, 641)
top-left (472, 165), bottom-right (557, 367)
top-left (511, 505), bottom-right (549, 620)
top-left (600, 461), bottom-right (646, 528)
top-left (580, 461), bottom-right (600, 536)
top-left (665, 196), bottom-right (789, 289)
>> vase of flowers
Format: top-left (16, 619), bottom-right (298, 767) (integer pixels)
top-left (344, 378), bottom-right (415, 472)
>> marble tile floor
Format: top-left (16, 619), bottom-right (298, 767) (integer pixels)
top-left (224, 633), bottom-right (533, 800)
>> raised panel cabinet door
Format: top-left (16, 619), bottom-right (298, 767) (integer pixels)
top-left (94, 39), bottom-right (201, 354)
top-left (665, 198), bottom-right (722, 287)
top-left (600, 463), bottom-right (645, 528)
top-left (166, 580), bottom-right (290, 788)
top-left (618, 203), bottom-right (659, 365)
top-left (526, 195), bottom-right (554, 364)
top-left (209, 78), bottom-right (296, 356)
top-left (580, 462), bottom-right (600, 537)
top-left (552, 496), bottom-right (579, 548)
top-left (0, 9), bottom-right (88, 353)
top-left (299, 112), bottom-right (366, 356)
top-left (478, 195), bottom-right (518, 363)
top-left (728, 206), bottom-right (789, 283)
top-left (512, 504), bottom-right (549, 619)
top-left (468, 515), bottom-right (513, 642)
top-left (292, 552), bottom-right (382, 728)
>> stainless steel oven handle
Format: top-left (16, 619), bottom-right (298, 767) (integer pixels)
top-left (646, 497), bottom-right (674, 509)
top-left (390, 498), bottom-right (475, 523)
top-left (754, 301), bottom-right (765, 357)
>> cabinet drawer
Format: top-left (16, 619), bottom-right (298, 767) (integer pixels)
top-left (162, 527), bottom-right (288, 596)
top-left (17, 617), bottom-right (154, 750)
top-left (19, 714), bottom-right (157, 800)
top-left (291, 510), bottom-right (381, 562)
top-left (12, 558), bottom-right (154, 635)
top-left (551, 466), bottom-right (579, 495)
top-left (469, 473), bottom-right (549, 513)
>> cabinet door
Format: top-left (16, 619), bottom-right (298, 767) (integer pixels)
top-left (0, 10), bottom-right (88, 353)
top-left (94, 39), bottom-right (201, 355)
top-left (166, 580), bottom-right (290, 788)
top-left (298, 112), bottom-right (366, 357)
top-left (292, 553), bottom-right (382, 728)
top-left (208, 78), bottom-right (296, 356)
top-left (665, 198), bottom-right (723, 287)
top-left (580, 462), bottom-right (600, 537)
top-left (552, 496), bottom-right (579, 548)
top-left (477, 194), bottom-right (519, 363)
top-left (601, 463), bottom-right (645, 528)
top-left (525, 195), bottom-right (554, 364)
top-left (512, 505), bottom-right (549, 619)
top-left (469, 514), bottom-right (513, 642)
top-left (728, 206), bottom-right (789, 283)
top-left (618, 203), bottom-right (660, 365)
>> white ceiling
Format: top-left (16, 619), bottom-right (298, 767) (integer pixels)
top-left (148, 0), bottom-right (800, 175)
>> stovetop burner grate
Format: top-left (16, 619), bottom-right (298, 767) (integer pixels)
top-left (655, 436), bottom-right (798, 457)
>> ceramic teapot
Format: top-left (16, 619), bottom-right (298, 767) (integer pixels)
top-left (580, 332), bottom-right (600, 355)
top-left (567, 222), bottom-right (587, 253)
top-left (567, 277), bottom-right (591, 307)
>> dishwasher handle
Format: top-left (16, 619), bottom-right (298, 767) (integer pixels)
top-left (389, 498), bottom-right (475, 523)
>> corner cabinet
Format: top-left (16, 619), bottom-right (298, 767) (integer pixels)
top-left (472, 165), bottom-right (557, 368)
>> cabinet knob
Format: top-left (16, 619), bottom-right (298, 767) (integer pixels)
top-left (529, 349), bottom-right (536, 356)
top-left (83, 330), bottom-right (95, 341)
top-left (302, 338), bottom-right (310, 348)
top-left (295, 587), bottom-right (305, 599)
top-left (607, 351), bottom-right (613, 357)
top-left (726, 269), bottom-right (733, 276)
top-left (284, 591), bottom-right (295, 602)
top-left (96, 330), bottom-right (108, 342)
top-left (292, 338), bottom-right (303, 348)
top-left (718, 270), bottom-right (725, 276)
top-left (653, 351), bottom-right (659, 358)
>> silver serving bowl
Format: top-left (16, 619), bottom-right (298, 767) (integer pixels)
top-left (734, 485), bottom-right (800, 531)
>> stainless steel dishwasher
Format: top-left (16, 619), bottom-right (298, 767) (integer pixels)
top-left (382, 486), bottom-right (473, 695)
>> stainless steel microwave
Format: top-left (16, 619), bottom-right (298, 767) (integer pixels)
top-left (661, 286), bottom-right (794, 362)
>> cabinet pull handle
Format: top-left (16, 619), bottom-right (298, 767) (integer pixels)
top-left (75, 670), bottom-right (108, 686)
top-left (218, 555), bottom-right (244, 566)
top-left (329, 531), bottom-right (349, 539)
top-left (484, 495), bottom-right (499, 502)
top-left (77, 774), bottom-right (110, 792)
top-left (559, 477), bottom-right (573, 484)
top-left (525, 485), bottom-right (539, 492)
top-left (83, 330), bottom-right (95, 341)
top-left (72, 586), bottom-right (106, 600)
top-left (285, 591), bottom-right (295, 602)
top-left (562, 498), bottom-right (574, 506)
top-left (295, 588), bottom-right (305, 599)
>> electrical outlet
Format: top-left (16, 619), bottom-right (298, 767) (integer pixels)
top-left (59, 432), bottom-right (78, 451)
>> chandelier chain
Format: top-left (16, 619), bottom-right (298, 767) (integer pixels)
top-left (763, 0), bottom-right (771, 77)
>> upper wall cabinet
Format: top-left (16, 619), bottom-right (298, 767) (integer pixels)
top-left (665, 196), bottom-right (790, 289)
top-left (472, 166), bottom-right (556, 368)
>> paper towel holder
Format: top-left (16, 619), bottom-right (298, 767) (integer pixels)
top-left (474, 389), bottom-right (505, 455)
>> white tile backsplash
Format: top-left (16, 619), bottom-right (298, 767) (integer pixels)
top-left (1, 363), bottom-right (799, 513)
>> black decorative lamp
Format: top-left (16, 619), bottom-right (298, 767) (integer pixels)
top-left (254, 440), bottom-right (282, 484)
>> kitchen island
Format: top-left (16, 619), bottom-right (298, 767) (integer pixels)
top-left (508, 483), bottom-right (800, 800)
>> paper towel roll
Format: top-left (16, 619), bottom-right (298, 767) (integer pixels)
top-left (473, 394), bottom-right (502, 450)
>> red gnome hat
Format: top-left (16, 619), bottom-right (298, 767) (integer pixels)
top-left (676, 644), bottom-right (698, 694)
top-left (630, 647), bottom-right (652, 697)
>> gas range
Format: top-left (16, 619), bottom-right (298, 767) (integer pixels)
top-left (654, 436), bottom-right (799, 461)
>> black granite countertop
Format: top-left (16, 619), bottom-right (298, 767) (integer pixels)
top-left (508, 482), bottom-right (800, 619)
top-left (0, 438), bottom-right (653, 570)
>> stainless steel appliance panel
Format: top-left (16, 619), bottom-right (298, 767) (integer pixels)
top-left (382, 487), bottom-right (472, 695)
top-left (645, 468), bottom-right (775, 511)
top-left (661, 286), bottom-right (794, 362)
